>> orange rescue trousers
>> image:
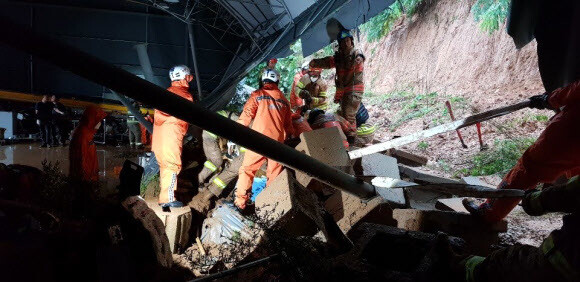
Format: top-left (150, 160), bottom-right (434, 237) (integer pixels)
top-left (482, 105), bottom-right (580, 222)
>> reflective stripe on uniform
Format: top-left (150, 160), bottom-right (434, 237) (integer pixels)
top-left (464, 255), bottom-right (485, 282)
top-left (213, 177), bottom-right (227, 189)
top-left (240, 147), bottom-right (247, 153)
top-left (204, 161), bottom-right (218, 172)
top-left (206, 131), bottom-right (218, 139)
top-left (318, 91), bottom-right (327, 97)
top-left (541, 235), bottom-right (579, 281)
top-left (297, 81), bottom-right (305, 88)
top-left (357, 124), bottom-right (377, 136)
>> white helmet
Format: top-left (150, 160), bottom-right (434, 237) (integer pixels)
top-left (261, 68), bottom-right (280, 84)
top-left (301, 62), bottom-right (309, 71)
top-left (169, 65), bottom-right (191, 81)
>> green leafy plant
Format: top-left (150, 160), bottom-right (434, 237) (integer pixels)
top-left (471, 0), bottom-right (510, 33)
top-left (418, 141), bottom-right (429, 150)
top-left (463, 138), bottom-right (535, 176)
top-left (360, 0), bottom-right (424, 42)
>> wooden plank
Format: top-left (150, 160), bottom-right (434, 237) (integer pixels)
top-left (348, 101), bottom-right (530, 159)
top-left (387, 149), bottom-right (428, 166)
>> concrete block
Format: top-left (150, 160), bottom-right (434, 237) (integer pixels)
top-left (351, 153), bottom-right (400, 179)
top-left (147, 201), bottom-right (192, 254)
top-left (255, 169), bottom-right (324, 236)
top-left (435, 198), bottom-right (469, 213)
top-left (295, 127), bottom-right (351, 171)
top-left (324, 186), bottom-right (406, 234)
top-left (392, 209), bottom-right (507, 255)
top-left (295, 127), bottom-right (351, 197)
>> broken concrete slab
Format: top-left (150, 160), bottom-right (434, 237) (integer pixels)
top-left (392, 209), bottom-right (507, 255)
top-left (351, 153), bottom-right (400, 179)
top-left (295, 127), bottom-right (351, 171)
top-left (147, 200), bottom-right (192, 254)
top-left (397, 165), bottom-right (456, 210)
top-left (255, 169), bottom-right (323, 236)
top-left (324, 186), bottom-right (406, 234)
top-left (398, 164), bottom-right (459, 184)
top-left (435, 198), bottom-right (469, 213)
top-left (387, 149), bottom-right (428, 166)
top-left (256, 169), bottom-right (352, 251)
top-left (295, 127), bottom-right (351, 197)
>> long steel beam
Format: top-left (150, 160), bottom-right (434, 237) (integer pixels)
top-left (0, 17), bottom-right (376, 200)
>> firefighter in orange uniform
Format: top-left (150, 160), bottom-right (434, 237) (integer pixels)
top-left (152, 65), bottom-right (194, 208)
top-left (464, 79), bottom-right (580, 222)
top-left (234, 69), bottom-right (294, 210)
top-left (69, 106), bottom-right (108, 182)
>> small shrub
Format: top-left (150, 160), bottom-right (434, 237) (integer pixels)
top-left (418, 141), bottom-right (429, 150)
top-left (465, 138), bottom-right (535, 176)
top-left (471, 0), bottom-right (510, 33)
top-left (535, 115), bottom-right (549, 122)
top-left (360, 0), bottom-right (424, 42)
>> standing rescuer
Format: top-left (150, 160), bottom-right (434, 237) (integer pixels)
top-left (310, 28), bottom-right (365, 145)
top-left (234, 69), bottom-right (294, 210)
top-left (295, 67), bottom-right (329, 111)
top-left (69, 106), bottom-right (107, 182)
top-left (290, 63), bottom-right (310, 111)
top-left (464, 79), bottom-right (580, 222)
top-left (152, 65), bottom-right (194, 208)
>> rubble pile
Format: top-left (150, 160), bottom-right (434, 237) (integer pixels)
top-left (160, 128), bottom-right (508, 280)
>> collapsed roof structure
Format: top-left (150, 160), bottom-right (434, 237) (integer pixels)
top-left (0, 0), bottom-right (394, 109)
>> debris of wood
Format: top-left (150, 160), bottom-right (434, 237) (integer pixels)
top-left (351, 153), bottom-right (400, 179)
top-left (386, 149), bottom-right (428, 166)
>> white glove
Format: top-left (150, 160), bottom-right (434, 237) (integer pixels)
top-left (227, 141), bottom-right (239, 157)
top-left (37, 120), bottom-right (40, 125)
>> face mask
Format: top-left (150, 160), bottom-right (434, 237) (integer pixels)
top-left (311, 76), bottom-right (319, 82)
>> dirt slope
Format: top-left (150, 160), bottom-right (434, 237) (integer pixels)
top-left (350, 0), bottom-right (553, 179)
top-left (360, 0), bottom-right (543, 100)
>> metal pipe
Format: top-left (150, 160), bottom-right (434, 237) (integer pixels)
top-left (112, 91), bottom-right (152, 133)
top-left (134, 43), bottom-right (160, 86)
top-left (0, 17), bottom-right (376, 200)
top-left (187, 22), bottom-right (204, 99)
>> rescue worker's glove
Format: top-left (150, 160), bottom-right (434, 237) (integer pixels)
top-left (227, 141), bottom-right (239, 157)
top-left (188, 189), bottom-right (215, 215)
top-left (529, 93), bottom-right (551, 110)
top-left (521, 189), bottom-right (544, 216)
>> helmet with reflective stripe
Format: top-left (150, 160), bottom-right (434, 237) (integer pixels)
top-left (337, 29), bottom-right (353, 42)
top-left (301, 62), bottom-right (309, 71)
top-left (309, 67), bottom-right (322, 77)
top-left (169, 65), bottom-right (192, 81)
top-left (261, 68), bottom-right (280, 84)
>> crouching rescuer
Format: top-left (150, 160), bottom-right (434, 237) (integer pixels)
top-left (152, 65), bottom-right (194, 208)
top-left (189, 110), bottom-right (244, 214)
top-left (233, 69), bottom-right (294, 210)
top-left (457, 176), bottom-right (580, 282)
